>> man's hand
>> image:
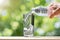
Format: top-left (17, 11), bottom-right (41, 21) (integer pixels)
top-left (48, 3), bottom-right (60, 18)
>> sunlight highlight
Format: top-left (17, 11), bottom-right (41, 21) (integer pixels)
top-left (0, 0), bottom-right (10, 7)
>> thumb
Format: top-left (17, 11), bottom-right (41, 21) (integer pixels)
top-left (50, 8), bottom-right (60, 18)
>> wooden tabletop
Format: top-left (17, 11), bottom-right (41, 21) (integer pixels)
top-left (0, 37), bottom-right (60, 40)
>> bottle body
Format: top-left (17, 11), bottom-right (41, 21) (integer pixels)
top-left (32, 6), bottom-right (49, 16)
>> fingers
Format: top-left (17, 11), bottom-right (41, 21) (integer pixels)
top-left (48, 3), bottom-right (54, 17)
top-left (48, 3), bottom-right (60, 18)
top-left (50, 8), bottom-right (60, 18)
top-left (50, 3), bottom-right (57, 10)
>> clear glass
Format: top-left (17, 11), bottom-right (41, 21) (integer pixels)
top-left (23, 13), bottom-right (33, 37)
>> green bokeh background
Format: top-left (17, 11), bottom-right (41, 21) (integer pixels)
top-left (0, 0), bottom-right (60, 36)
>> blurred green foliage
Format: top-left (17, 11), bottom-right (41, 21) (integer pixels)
top-left (0, 0), bottom-right (60, 36)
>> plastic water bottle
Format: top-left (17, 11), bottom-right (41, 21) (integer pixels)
top-left (32, 6), bottom-right (48, 16)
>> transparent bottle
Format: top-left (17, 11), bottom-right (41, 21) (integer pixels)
top-left (32, 6), bottom-right (48, 16)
